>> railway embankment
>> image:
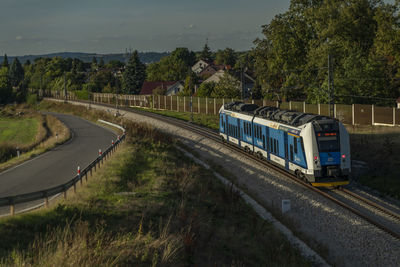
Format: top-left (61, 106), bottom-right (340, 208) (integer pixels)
top-left (60, 99), bottom-right (400, 267)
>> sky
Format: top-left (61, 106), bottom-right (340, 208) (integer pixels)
top-left (0, 0), bottom-right (291, 56)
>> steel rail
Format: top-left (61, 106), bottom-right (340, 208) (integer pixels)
top-left (69, 99), bottom-right (400, 240)
top-left (338, 187), bottom-right (400, 221)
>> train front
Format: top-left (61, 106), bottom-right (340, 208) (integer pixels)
top-left (308, 119), bottom-right (351, 187)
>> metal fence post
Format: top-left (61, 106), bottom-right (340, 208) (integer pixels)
top-left (171, 95), bottom-right (173, 110)
top-left (198, 98), bottom-right (200, 114)
top-left (184, 96), bottom-right (186, 112)
top-left (289, 101), bottom-right (292, 110)
top-left (318, 103), bottom-right (321, 115)
top-left (372, 105), bottom-right (374, 125)
top-left (303, 102), bottom-right (306, 113)
top-left (334, 104), bottom-right (337, 118)
top-left (393, 107), bottom-right (396, 126)
top-left (352, 104), bottom-right (355, 125)
top-left (10, 204), bottom-right (15, 216)
top-left (177, 96), bottom-right (179, 112)
top-left (158, 95), bottom-right (160, 109)
top-left (214, 98), bottom-right (216, 115)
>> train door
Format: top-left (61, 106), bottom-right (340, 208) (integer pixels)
top-left (284, 132), bottom-right (289, 170)
top-left (266, 126), bottom-right (270, 160)
top-left (237, 118), bottom-right (241, 147)
top-left (219, 113), bottom-right (225, 133)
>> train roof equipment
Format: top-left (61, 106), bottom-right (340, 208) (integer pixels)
top-left (223, 102), bottom-right (338, 128)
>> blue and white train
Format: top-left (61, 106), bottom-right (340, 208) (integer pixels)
top-left (219, 102), bottom-right (351, 187)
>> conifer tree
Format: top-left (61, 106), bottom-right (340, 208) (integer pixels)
top-left (122, 50), bottom-right (146, 94)
top-left (9, 58), bottom-right (24, 87)
top-left (2, 54), bottom-right (9, 69)
top-left (200, 43), bottom-right (213, 62)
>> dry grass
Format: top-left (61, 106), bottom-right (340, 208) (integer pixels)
top-left (0, 118), bottom-right (310, 267)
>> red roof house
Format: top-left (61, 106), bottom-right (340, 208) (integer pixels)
top-left (139, 81), bottom-right (176, 95)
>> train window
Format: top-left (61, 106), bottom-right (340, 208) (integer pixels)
top-left (245, 123), bottom-right (247, 135)
top-left (270, 138), bottom-right (273, 152)
top-left (277, 140), bottom-right (279, 154)
top-left (274, 139), bottom-right (276, 154)
top-left (285, 143), bottom-right (288, 159)
top-left (263, 135), bottom-right (266, 149)
top-left (294, 138), bottom-right (298, 154)
top-left (259, 127), bottom-right (262, 139)
top-left (290, 145), bottom-right (294, 161)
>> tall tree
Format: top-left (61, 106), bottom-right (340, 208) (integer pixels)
top-left (200, 43), bottom-right (213, 62)
top-left (9, 58), bottom-right (24, 87)
top-left (253, 0), bottom-right (400, 104)
top-left (0, 67), bottom-right (12, 104)
top-left (123, 50), bottom-right (146, 94)
top-left (99, 57), bottom-right (105, 68)
top-left (2, 54), bottom-right (9, 69)
top-left (215, 48), bottom-right (237, 66)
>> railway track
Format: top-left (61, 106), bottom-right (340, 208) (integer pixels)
top-left (71, 100), bottom-right (400, 240)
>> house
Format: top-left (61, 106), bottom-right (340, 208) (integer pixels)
top-left (198, 64), bottom-right (228, 79)
top-left (191, 59), bottom-right (211, 74)
top-left (203, 70), bottom-right (226, 83)
top-left (202, 69), bottom-right (255, 99)
top-left (139, 81), bottom-right (176, 95)
top-left (166, 81), bottom-right (184, 96)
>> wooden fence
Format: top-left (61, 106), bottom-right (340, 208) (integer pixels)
top-left (48, 92), bottom-right (398, 127)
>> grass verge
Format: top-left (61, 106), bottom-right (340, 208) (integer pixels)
top-left (0, 119), bottom-right (310, 266)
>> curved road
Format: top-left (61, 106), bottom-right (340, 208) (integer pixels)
top-left (0, 113), bottom-right (116, 198)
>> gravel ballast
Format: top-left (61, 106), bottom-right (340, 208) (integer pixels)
top-left (65, 101), bottom-right (400, 267)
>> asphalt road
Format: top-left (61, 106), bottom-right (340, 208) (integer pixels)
top-left (0, 113), bottom-right (117, 198)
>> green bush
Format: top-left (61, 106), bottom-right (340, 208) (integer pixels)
top-left (74, 90), bottom-right (89, 100)
top-left (0, 144), bottom-right (15, 163)
top-left (26, 94), bottom-right (38, 106)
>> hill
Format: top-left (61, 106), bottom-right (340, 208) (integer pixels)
top-left (0, 52), bottom-right (169, 64)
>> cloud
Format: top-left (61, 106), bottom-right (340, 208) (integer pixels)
top-left (16, 36), bottom-right (23, 40)
top-left (184, 24), bottom-right (197, 30)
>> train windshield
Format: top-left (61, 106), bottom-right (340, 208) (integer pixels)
top-left (314, 121), bottom-right (340, 152)
top-left (317, 135), bottom-right (339, 152)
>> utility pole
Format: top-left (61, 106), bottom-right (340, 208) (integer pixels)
top-left (328, 54), bottom-right (334, 118)
top-left (64, 72), bottom-right (67, 102)
top-left (241, 64), bottom-right (244, 100)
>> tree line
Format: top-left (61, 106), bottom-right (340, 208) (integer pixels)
top-left (252, 0), bottom-right (400, 106)
top-left (1, 0), bottom-right (400, 106)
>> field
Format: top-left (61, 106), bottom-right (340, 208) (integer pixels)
top-left (0, 106), bottom-right (70, 170)
top-left (0, 112), bottom-right (310, 266)
top-left (0, 117), bottom-right (40, 146)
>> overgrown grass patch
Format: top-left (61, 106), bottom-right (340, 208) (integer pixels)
top-left (0, 120), bottom-right (310, 266)
top-left (347, 125), bottom-right (400, 199)
top-left (132, 107), bottom-right (220, 130)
